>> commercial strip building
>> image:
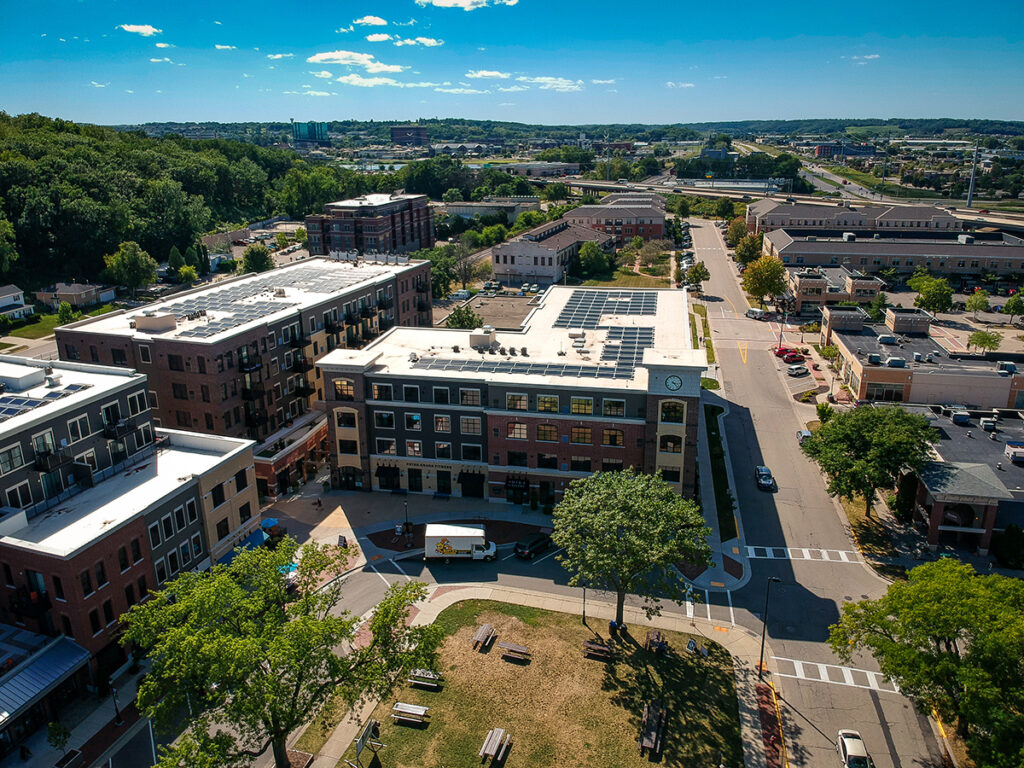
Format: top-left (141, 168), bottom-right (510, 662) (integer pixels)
top-left (764, 230), bottom-right (1024, 278)
top-left (781, 265), bottom-right (885, 314)
top-left (491, 221), bottom-right (613, 285)
top-left (600, 193), bottom-right (666, 210)
top-left (304, 194), bottom-right (435, 256)
top-left (488, 162), bottom-right (579, 177)
top-left (746, 200), bottom-right (961, 235)
top-left (318, 286), bottom-right (706, 502)
top-left (55, 259), bottom-right (433, 498)
top-left (820, 306), bottom-right (1024, 408)
top-left (435, 196), bottom-right (541, 224)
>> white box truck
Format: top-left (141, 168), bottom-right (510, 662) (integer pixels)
top-left (424, 523), bottom-right (496, 563)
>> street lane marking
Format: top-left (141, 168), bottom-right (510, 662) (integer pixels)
top-left (685, 596), bottom-right (694, 618)
top-left (747, 546), bottom-right (862, 563)
top-left (737, 341), bottom-right (748, 364)
top-left (501, 551), bottom-right (518, 561)
top-left (704, 590), bottom-right (712, 621)
top-left (772, 656), bottom-right (901, 694)
top-left (367, 562), bottom-right (391, 586)
top-left (726, 590), bottom-right (735, 626)
top-left (391, 558), bottom-right (411, 581)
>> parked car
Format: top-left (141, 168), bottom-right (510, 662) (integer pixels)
top-left (787, 364), bottom-right (809, 377)
top-left (754, 466), bottom-right (776, 491)
top-left (836, 729), bottom-right (874, 768)
top-left (796, 429), bottom-right (813, 445)
top-left (514, 533), bottom-right (553, 559)
top-left (783, 352), bottom-right (805, 363)
top-left (773, 346), bottom-right (795, 357)
top-left (529, 284), bottom-right (540, 294)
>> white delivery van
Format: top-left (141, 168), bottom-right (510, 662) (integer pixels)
top-left (424, 523), bottom-right (497, 564)
top-left (745, 308), bottom-right (767, 320)
top-left (450, 289), bottom-right (471, 300)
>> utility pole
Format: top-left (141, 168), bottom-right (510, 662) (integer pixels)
top-left (966, 142), bottom-right (980, 209)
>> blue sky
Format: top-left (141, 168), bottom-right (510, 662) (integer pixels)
top-left (2, 0), bottom-right (1023, 125)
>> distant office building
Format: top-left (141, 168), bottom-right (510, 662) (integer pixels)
top-left (491, 221), bottom-right (612, 285)
top-left (813, 143), bottom-right (876, 159)
top-left (305, 194), bottom-right (435, 256)
top-left (438, 196), bottom-right (541, 224)
top-left (746, 200), bottom-right (961, 234)
top-left (291, 121), bottom-right (329, 147)
top-left (489, 162), bottom-right (580, 177)
top-left (391, 125), bottom-right (429, 146)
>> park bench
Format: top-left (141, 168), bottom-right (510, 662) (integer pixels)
top-left (645, 630), bottom-right (667, 652)
top-left (479, 727), bottom-right (512, 761)
top-left (391, 702), bottom-right (429, 724)
top-left (583, 639), bottom-right (616, 661)
top-left (637, 699), bottom-right (666, 756)
top-left (407, 668), bottom-right (443, 689)
top-left (472, 623), bottom-right (496, 650)
top-left (497, 641), bottom-right (531, 662)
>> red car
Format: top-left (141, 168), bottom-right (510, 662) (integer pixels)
top-left (774, 346), bottom-right (794, 358)
top-left (783, 352), bottom-right (805, 364)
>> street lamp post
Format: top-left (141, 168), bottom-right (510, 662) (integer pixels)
top-left (758, 577), bottom-right (781, 680)
top-left (582, 583), bottom-right (587, 627)
top-left (110, 682), bottom-right (124, 726)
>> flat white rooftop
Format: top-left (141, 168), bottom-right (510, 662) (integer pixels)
top-left (0, 430), bottom-right (252, 559)
top-left (319, 285), bottom-right (704, 391)
top-left (325, 193), bottom-right (424, 209)
top-left (64, 258), bottom-right (421, 344)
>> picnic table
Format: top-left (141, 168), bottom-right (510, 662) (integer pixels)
top-left (638, 699), bottom-right (666, 756)
top-left (645, 630), bottom-right (666, 652)
top-left (687, 638), bottom-right (710, 658)
top-left (391, 702), bottom-right (429, 724)
top-left (472, 623), bottom-right (496, 650)
top-left (479, 727), bottom-right (512, 761)
top-left (583, 639), bottom-right (616, 661)
top-left (408, 668), bottom-right (443, 689)
top-left (497, 641), bottom-right (531, 662)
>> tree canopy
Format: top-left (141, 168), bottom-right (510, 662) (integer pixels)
top-left (121, 537), bottom-right (440, 768)
top-left (578, 240), bottom-right (611, 277)
top-left (103, 241), bottom-right (157, 296)
top-left (685, 261), bottom-right (711, 290)
top-left (911, 275), bottom-right (954, 314)
top-left (968, 329), bottom-right (1002, 353)
top-left (829, 559), bottom-right (1024, 768)
top-left (239, 243), bottom-right (274, 274)
top-left (801, 405), bottom-right (937, 515)
top-left (445, 305), bottom-right (483, 329)
top-left (725, 218), bottom-right (747, 248)
top-left (552, 468), bottom-right (711, 624)
top-left (741, 255), bottom-right (787, 307)
top-left (734, 233), bottom-right (763, 266)
top-left (1002, 293), bottom-right (1024, 323)
top-left (965, 289), bottom-right (990, 319)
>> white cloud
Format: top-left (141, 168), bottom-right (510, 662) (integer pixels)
top-left (149, 57), bottom-right (173, 63)
top-left (124, 89), bottom-right (134, 94)
top-left (336, 73), bottom-right (441, 88)
top-left (267, 53), bottom-right (293, 59)
top-left (591, 78), bottom-right (615, 84)
top-left (213, 20), bottom-right (222, 25)
top-left (353, 15), bottom-right (387, 25)
top-left (665, 81), bottom-right (695, 88)
top-left (395, 18), bottom-right (418, 26)
top-left (415, 0), bottom-right (517, 8)
top-left (394, 36), bottom-right (444, 46)
top-left (40, 33), bottom-right (46, 37)
top-left (435, 86), bottom-right (489, 94)
top-left (515, 75), bottom-right (582, 92)
top-left (499, 102), bottom-right (514, 106)
top-left (307, 49), bottom-right (406, 73)
top-left (242, 73), bottom-right (253, 78)
top-left (366, 33), bottom-right (393, 42)
top-left (88, 80), bottom-right (108, 88)
top-left (466, 69), bottom-right (509, 79)
top-left (498, 84), bottom-right (528, 92)
top-left (336, 25), bottom-right (354, 33)
top-left (215, 44), bottom-right (235, 50)
top-left (284, 90), bottom-right (332, 96)
top-left (155, 42), bottom-right (174, 48)
top-left (310, 70), bottom-right (333, 78)
top-left (852, 54), bottom-right (880, 60)
top-left (119, 24), bottom-right (161, 36)
top-left (712, 75), bottom-right (727, 80)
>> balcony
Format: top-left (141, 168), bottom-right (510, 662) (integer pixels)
top-left (9, 587), bottom-right (51, 619)
top-left (294, 381), bottom-right (316, 397)
top-left (344, 311), bottom-right (359, 325)
top-left (291, 357), bottom-right (313, 373)
top-left (379, 318), bottom-right (395, 332)
top-left (34, 448), bottom-right (71, 473)
top-left (103, 418), bottom-right (135, 439)
top-left (415, 282), bottom-right (427, 294)
top-left (239, 355), bottom-right (262, 373)
top-left (325, 319), bottom-right (342, 334)
top-left (245, 410), bottom-right (269, 427)
top-left (241, 385), bottom-right (265, 401)
top-left (289, 335), bottom-right (307, 349)
top-left (359, 305), bottom-right (375, 319)
top-left (377, 295), bottom-right (393, 309)
top-left (416, 299), bottom-right (430, 312)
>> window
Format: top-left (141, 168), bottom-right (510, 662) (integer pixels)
top-left (435, 442), bottom-right (452, 459)
top-left (131, 537), bottom-right (142, 563)
top-left (433, 387), bottom-right (450, 404)
top-left (111, 348), bottom-right (127, 366)
top-left (201, 385), bottom-right (211, 403)
top-left (372, 383), bottom-right (393, 401)
top-left (67, 414), bottom-right (90, 443)
top-left (6, 481), bottom-right (32, 509)
top-left (603, 399), bottom-right (625, 417)
top-left (537, 395), bottom-right (559, 413)
top-left (434, 415), bottom-right (451, 433)
top-left (537, 424), bottom-right (557, 442)
top-left (174, 506), bottom-right (186, 530)
top-left (0, 445), bottom-right (24, 475)
top-left (660, 468), bottom-right (681, 483)
top-left (659, 435), bottom-right (682, 453)
top-left (89, 609), bottom-right (101, 634)
top-left (185, 499), bottom-right (198, 524)
top-left (462, 444), bottom-right (482, 462)
top-left (125, 583), bottom-right (136, 607)
top-left (34, 430), bottom-right (58, 453)
top-left (53, 575), bottom-right (65, 601)
top-left (80, 570), bottom-right (93, 597)
top-left (118, 547), bottom-right (129, 572)
top-left (137, 575), bottom-right (148, 600)
top-left (127, 390), bottom-right (148, 415)
top-left (660, 402), bottom-right (685, 423)
top-left (602, 458), bottom-right (623, 472)
top-left (570, 397), bottom-right (593, 415)
top-left (602, 429), bottom-right (624, 447)
top-left (374, 411), bottom-right (395, 429)
top-left (167, 354), bottom-right (185, 371)
top-left (239, 502), bottom-right (251, 523)
top-left (570, 456), bottom-right (592, 472)
top-left (508, 451), bottom-right (528, 467)
top-left (570, 426), bottom-right (592, 444)
top-left (336, 411), bottom-right (356, 428)
top-left (205, 414), bottom-right (214, 430)
top-left (180, 542), bottom-right (192, 565)
top-left (506, 393), bottom-right (528, 411)
top-left (235, 469), bottom-right (248, 492)
top-left (161, 514), bottom-right (173, 539)
top-left (403, 385), bottom-right (420, 403)
top-left (211, 483), bottom-right (225, 508)
top-left (1, 563), bottom-right (10, 586)
top-left (405, 413), bottom-right (422, 431)
top-left (460, 388), bottom-right (481, 406)
top-left (339, 439), bottom-right (358, 455)
top-left (334, 379), bottom-right (355, 401)
top-left (460, 416), bottom-right (482, 435)
top-left (168, 550), bottom-right (180, 574)
top-left (538, 453), bottom-right (557, 469)
top-left (191, 533), bottom-right (203, 557)
top-left (406, 440), bottom-right (422, 457)
top-left (102, 599), bottom-right (114, 625)
top-left (507, 423), bottom-right (528, 440)
top-left (61, 614), bottom-right (74, 638)
top-left (216, 518), bottom-right (230, 541)
top-left (376, 438), bottom-right (397, 455)
top-left (149, 523), bottom-right (161, 549)
top-left (155, 558), bottom-right (168, 583)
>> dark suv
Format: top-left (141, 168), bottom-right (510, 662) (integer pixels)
top-left (514, 533), bottom-right (553, 559)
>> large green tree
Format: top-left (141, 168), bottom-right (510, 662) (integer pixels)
top-left (1002, 293), bottom-right (1024, 324)
top-left (714, 198), bottom-right (734, 219)
top-left (725, 218), bottom-right (747, 248)
top-left (445, 305), bottom-right (483, 329)
top-left (578, 241), bottom-right (610, 277)
top-left (741, 255), bottom-right (787, 307)
top-left (801, 405), bottom-right (937, 515)
top-left (734, 233), bottom-right (763, 266)
top-left (913, 276), bottom-right (954, 314)
top-left (121, 538), bottom-right (440, 768)
top-left (239, 243), bottom-right (274, 274)
top-left (685, 261), bottom-right (711, 290)
top-left (965, 289), bottom-right (990, 320)
top-left (56, 301), bottom-right (75, 325)
top-left (829, 560), bottom-right (1024, 768)
top-left (552, 468), bottom-right (711, 624)
top-left (103, 241), bottom-right (158, 297)
top-left (0, 210), bottom-right (18, 274)
top-left (968, 329), bottom-right (1002, 353)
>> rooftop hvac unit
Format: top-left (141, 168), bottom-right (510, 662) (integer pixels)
top-left (274, 288), bottom-right (287, 297)
top-left (409, 352), bottom-right (418, 362)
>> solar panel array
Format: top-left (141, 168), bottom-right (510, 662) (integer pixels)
top-left (412, 357), bottom-right (636, 380)
top-left (552, 289), bottom-right (658, 329)
top-left (600, 327), bottom-right (656, 368)
top-left (144, 264), bottom-right (390, 339)
top-left (0, 384), bottom-right (92, 423)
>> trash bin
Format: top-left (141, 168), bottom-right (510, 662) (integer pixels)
top-left (337, 535), bottom-right (347, 548)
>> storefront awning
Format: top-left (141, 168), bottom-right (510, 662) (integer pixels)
top-left (0, 637), bottom-right (90, 731)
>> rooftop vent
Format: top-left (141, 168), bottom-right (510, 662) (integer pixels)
top-left (409, 352), bottom-right (418, 362)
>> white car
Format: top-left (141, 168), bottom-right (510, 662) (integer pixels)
top-left (836, 730), bottom-right (874, 768)
top-left (787, 365), bottom-right (809, 377)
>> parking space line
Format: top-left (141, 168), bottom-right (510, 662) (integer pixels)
top-left (367, 562), bottom-right (390, 586)
top-left (501, 551), bottom-right (519, 561)
top-left (532, 547), bottom-right (563, 565)
top-left (704, 590), bottom-right (712, 621)
top-left (685, 596), bottom-right (694, 618)
top-left (391, 558), bottom-right (411, 581)
top-left (726, 590), bottom-right (735, 626)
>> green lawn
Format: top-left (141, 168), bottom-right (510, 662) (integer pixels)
top-left (692, 305), bottom-right (715, 364)
top-left (704, 405), bottom-right (738, 542)
top-left (582, 272), bottom-right (668, 288)
top-left (7, 303), bottom-right (120, 340)
top-left (824, 166), bottom-right (942, 199)
top-left (341, 600), bottom-right (742, 768)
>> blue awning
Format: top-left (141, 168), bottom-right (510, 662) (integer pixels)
top-left (217, 528), bottom-right (269, 565)
top-left (0, 637), bottom-right (90, 730)
top-left (261, 518), bottom-right (279, 530)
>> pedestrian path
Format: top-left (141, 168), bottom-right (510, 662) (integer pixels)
top-left (746, 545), bottom-right (863, 563)
top-left (771, 656), bottom-right (901, 694)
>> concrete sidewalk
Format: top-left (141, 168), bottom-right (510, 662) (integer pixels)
top-left (306, 583), bottom-right (772, 768)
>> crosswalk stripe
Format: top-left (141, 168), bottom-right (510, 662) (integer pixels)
top-left (772, 656), bottom-right (901, 694)
top-left (747, 545), bottom-right (862, 563)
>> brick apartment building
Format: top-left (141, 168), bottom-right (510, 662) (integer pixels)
top-left (391, 125), bottom-right (429, 146)
top-left (782, 265), bottom-right (884, 314)
top-left (305, 194), bottom-right (435, 256)
top-left (491, 220), bottom-right (612, 285)
top-left (564, 203), bottom-right (666, 246)
top-left (318, 287), bottom-right (706, 502)
top-left (55, 258), bottom-right (432, 498)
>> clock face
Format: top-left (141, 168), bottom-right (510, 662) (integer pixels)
top-left (665, 375), bottom-right (682, 391)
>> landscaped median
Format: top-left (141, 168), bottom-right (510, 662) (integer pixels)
top-left (705, 404), bottom-right (738, 541)
top-left (340, 600), bottom-right (742, 768)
